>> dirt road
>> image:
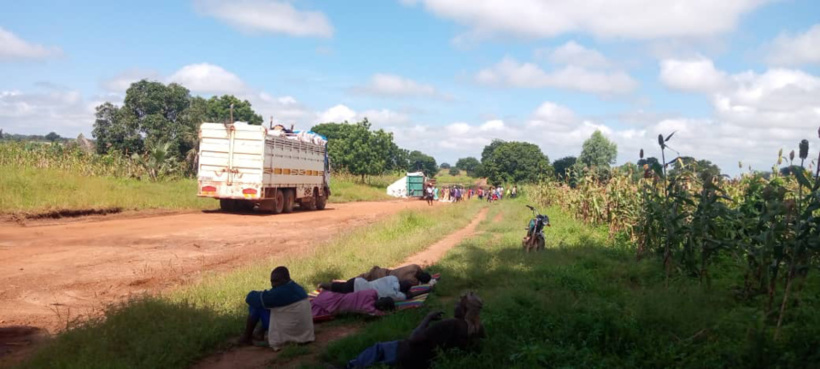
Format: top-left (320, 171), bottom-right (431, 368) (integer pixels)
top-left (0, 200), bottom-right (431, 335)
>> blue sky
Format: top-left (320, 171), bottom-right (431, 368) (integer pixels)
top-left (2, 0), bottom-right (819, 175)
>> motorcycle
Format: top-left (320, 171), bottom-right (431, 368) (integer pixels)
top-left (522, 205), bottom-right (550, 252)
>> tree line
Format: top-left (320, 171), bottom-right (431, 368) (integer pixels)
top-left (310, 120), bottom-right (438, 181)
top-left (88, 79), bottom-right (441, 180)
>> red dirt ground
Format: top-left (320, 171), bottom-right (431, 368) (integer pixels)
top-left (0, 200), bottom-right (432, 363)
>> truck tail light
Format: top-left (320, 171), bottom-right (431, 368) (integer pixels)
top-left (242, 188), bottom-right (258, 195)
top-left (201, 186), bottom-right (217, 193)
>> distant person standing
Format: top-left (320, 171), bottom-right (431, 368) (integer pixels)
top-left (511, 186), bottom-right (517, 198)
top-left (425, 184), bottom-right (434, 206)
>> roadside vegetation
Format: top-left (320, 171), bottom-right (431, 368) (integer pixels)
top-left (318, 197), bottom-right (820, 368)
top-left (0, 142), bottom-right (402, 217)
top-left (16, 201), bottom-right (484, 369)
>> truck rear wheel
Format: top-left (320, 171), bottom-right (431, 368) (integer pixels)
top-left (283, 189), bottom-right (294, 213)
top-left (272, 190), bottom-right (284, 214)
top-left (219, 199), bottom-right (236, 212)
top-left (301, 196), bottom-right (316, 211)
top-left (315, 188), bottom-right (327, 210)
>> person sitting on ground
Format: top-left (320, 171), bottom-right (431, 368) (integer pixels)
top-left (346, 292), bottom-right (485, 369)
top-left (319, 275), bottom-right (416, 301)
top-left (311, 289), bottom-right (396, 318)
top-left (240, 266), bottom-right (314, 349)
top-left (357, 264), bottom-right (433, 286)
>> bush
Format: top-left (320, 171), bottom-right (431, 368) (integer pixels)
top-left (449, 167), bottom-right (460, 176)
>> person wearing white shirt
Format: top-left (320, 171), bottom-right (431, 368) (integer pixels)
top-left (320, 275), bottom-right (416, 300)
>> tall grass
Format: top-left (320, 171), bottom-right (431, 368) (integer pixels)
top-left (16, 201), bottom-right (485, 369)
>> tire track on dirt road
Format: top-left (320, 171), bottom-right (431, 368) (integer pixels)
top-left (192, 206), bottom-right (490, 369)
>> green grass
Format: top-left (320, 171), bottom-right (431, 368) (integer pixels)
top-left (0, 165), bottom-right (397, 216)
top-left (16, 201), bottom-right (485, 369)
top-left (435, 169), bottom-right (481, 187)
top-left (329, 178), bottom-right (392, 202)
top-left (320, 198), bottom-right (820, 369)
top-left (0, 165), bottom-right (214, 215)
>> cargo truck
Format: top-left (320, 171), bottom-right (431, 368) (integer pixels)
top-left (197, 122), bottom-right (330, 213)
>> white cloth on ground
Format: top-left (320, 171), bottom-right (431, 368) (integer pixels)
top-left (267, 298), bottom-right (315, 350)
top-left (353, 276), bottom-right (407, 301)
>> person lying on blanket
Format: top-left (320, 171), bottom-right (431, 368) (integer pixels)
top-left (318, 275), bottom-right (418, 300)
top-left (357, 264), bottom-right (433, 285)
top-left (311, 290), bottom-right (396, 318)
top-left (240, 266), bottom-right (315, 349)
top-left (346, 292), bottom-right (485, 369)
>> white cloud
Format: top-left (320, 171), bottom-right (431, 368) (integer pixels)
top-left (535, 41), bottom-right (610, 68)
top-left (194, 0), bottom-right (333, 38)
top-left (402, 0), bottom-right (770, 40)
top-left (0, 27), bottom-right (61, 60)
top-left (251, 92), bottom-right (312, 126)
top-left (314, 104), bottom-right (410, 126)
top-left (0, 87), bottom-right (93, 136)
top-left (659, 57), bottom-right (729, 92)
top-left (766, 24), bottom-right (820, 66)
top-left (316, 104), bottom-right (358, 123)
top-left (356, 74), bottom-right (447, 99)
top-left (168, 63), bottom-right (247, 94)
top-left (359, 109), bottom-right (411, 125)
top-left (101, 69), bottom-right (163, 93)
top-left (476, 57), bottom-right (637, 94)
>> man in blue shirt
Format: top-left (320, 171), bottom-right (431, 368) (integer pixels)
top-left (240, 266), bottom-right (310, 345)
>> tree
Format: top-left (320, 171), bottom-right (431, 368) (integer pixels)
top-left (448, 167), bottom-right (460, 176)
top-left (326, 119), bottom-right (396, 181)
top-left (578, 130), bottom-right (617, 169)
top-left (638, 157), bottom-right (662, 178)
top-left (440, 162), bottom-right (451, 169)
top-left (92, 80), bottom-right (264, 170)
top-left (407, 150), bottom-right (438, 177)
top-left (480, 141), bottom-right (552, 185)
top-left (92, 102), bottom-right (142, 155)
top-left (455, 157), bottom-right (480, 177)
top-left (552, 156), bottom-right (577, 181)
top-left (312, 121), bottom-right (407, 176)
top-left (669, 156), bottom-right (722, 180)
top-left (45, 132), bottom-right (61, 142)
top-left (203, 95), bottom-right (263, 125)
top-left (311, 123), bottom-right (348, 141)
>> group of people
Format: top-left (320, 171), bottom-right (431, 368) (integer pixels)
top-left (426, 184), bottom-right (516, 205)
top-left (425, 185), bottom-right (468, 204)
top-left (476, 185), bottom-right (517, 202)
top-left (241, 265), bottom-right (485, 368)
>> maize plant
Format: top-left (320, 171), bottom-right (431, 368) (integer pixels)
top-left (529, 126), bottom-right (820, 337)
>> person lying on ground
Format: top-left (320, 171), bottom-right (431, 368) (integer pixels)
top-left (240, 266), bottom-right (314, 349)
top-left (318, 275), bottom-right (417, 300)
top-left (345, 292), bottom-right (485, 369)
top-left (357, 264), bottom-right (433, 286)
top-left (311, 289), bottom-right (396, 318)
